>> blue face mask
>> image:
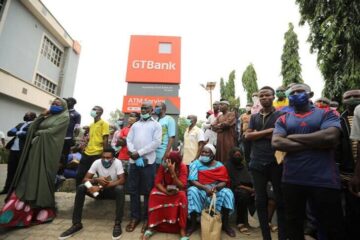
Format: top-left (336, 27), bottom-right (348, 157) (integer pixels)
top-left (49, 105), bottom-right (64, 114)
top-left (288, 92), bottom-right (309, 107)
top-left (154, 107), bottom-right (162, 115)
top-left (185, 119), bottom-right (192, 127)
top-left (101, 159), bottom-right (113, 169)
top-left (141, 113), bottom-right (151, 119)
top-left (199, 155), bottom-right (211, 163)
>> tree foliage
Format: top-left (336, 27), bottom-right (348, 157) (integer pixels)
top-left (108, 108), bottom-right (124, 125)
top-left (296, 0), bottom-right (360, 102)
top-left (241, 64), bottom-right (259, 103)
top-left (219, 70), bottom-right (240, 111)
top-left (281, 22), bottom-right (303, 87)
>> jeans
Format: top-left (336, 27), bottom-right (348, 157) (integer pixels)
top-left (76, 153), bottom-right (101, 186)
top-left (72, 184), bottom-right (125, 224)
top-left (282, 183), bottom-right (345, 240)
top-left (251, 164), bottom-right (286, 240)
top-left (128, 163), bottom-right (156, 220)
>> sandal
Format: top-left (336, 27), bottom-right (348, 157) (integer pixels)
top-left (237, 224), bottom-right (250, 235)
top-left (180, 237), bottom-right (189, 240)
top-left (142, 230), bottom-right (154, 240)
top-left (125, 219), bottom-right (140, 232)
top-left (269, 223), bottom-right (278, 232)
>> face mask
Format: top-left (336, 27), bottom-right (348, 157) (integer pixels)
top-left (154, 107), bottom-right (162, 115)
top-left (252, 96), bottom-right (259, 103)
top-left (117, 121), bottom-right (124, 126)
top-left (288, 92), bottom-right (309, 108)
top-left (232, 156), bottom-right (244, 166)
top-left (185, 119), bottom-right (192, 127)
top-left (101, 159), bottom-right (113, 169)
top-left (49, 105), bottom-right (64, 114)
top-left (141, 113), bottom-right (151, 119)
top-left (199, 155), bottom-right (211, 163)
top-left (23, 116), bottom-right (31, 122)
top-left (245, 107), bottom-right (251, 112)
top-left (330, 107), bottom-right (337, 111)
top-left (276, 91), bottom-right (286, 99)
top-left (90, 110), bottom-right (97, 118)
top-left (285, 89), bottom-right (292, 97)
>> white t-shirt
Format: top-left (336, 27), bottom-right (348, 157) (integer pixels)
top-left (88, 159), bottom-right (124, 182)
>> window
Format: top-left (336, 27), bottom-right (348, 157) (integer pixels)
top-left (0, 0), bottom-right (7, 20)
top-left (41, 36), bottom-right (63, 67)
top-left (158, 42), bottom-right (172, 54)
top-left (34, 74), bottom-right (57, 94)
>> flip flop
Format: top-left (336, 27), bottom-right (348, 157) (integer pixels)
top-left (142, 230), bottom-right (154, 240)
top-left (125, 219), bottom-right (140, 232)
top-left (179, 237), bottom-right (189, 240)
top-left (238, 224), bottom-right (250, 235)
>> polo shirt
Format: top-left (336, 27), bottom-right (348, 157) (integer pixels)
top-left (273, 107), bottom-right (341, 189)
top-left (248, 109), bottom-right (283, 172)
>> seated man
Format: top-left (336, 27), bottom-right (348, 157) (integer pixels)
top-left (187, 144), bottom-right (235, 237)
top-left (59, 148), bottom-right (125, 240)
top-left (63, 145), bottom-right (82, 179)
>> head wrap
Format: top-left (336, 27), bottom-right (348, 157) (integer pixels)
top-left (168, 151), bottom-right (182, 165)
top-left (204, 143), bottom-right (216, 155)
top-left (219, 100), bottom-right (230, 105)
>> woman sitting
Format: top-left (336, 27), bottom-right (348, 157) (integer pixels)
top-left (143, 151), bottom-right (188, 240)
top-left (187, 144), bottom-right (235, 237)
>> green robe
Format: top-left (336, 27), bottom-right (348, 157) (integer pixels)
top-left (10, 98), bottom-right (69, 208)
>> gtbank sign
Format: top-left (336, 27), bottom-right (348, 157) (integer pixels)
top-left (126, 35), bottom-right (181, 84)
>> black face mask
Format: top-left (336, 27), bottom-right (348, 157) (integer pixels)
top-left (231, 156), bottom-right (244, 166)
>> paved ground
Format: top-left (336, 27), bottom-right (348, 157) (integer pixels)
top-left (0, 164), bottom-right (276, 240)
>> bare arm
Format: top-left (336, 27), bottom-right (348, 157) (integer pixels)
top-left (287, 127), bottom-right (340, 148)
top-left (272, 134), bottom-right (308, 152)
top-left (195, 141), bottom-right (205, 160)
top-left (102, 135), bottom-right (109, 149)
top-left (245, 128), bottom-right (273, 141)
top-left (163, 136), bottom-right (175, 161)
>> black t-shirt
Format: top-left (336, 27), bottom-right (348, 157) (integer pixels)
top-left (248, 109), bottom-right (283, 171)
top-left (66, 109), bottom-right (81, 138)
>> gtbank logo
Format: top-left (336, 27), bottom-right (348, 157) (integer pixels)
top-left (132, 60), bottom-right (176, 70)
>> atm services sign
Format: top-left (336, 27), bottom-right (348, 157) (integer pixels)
top-left (126, 35), bottom-right (181, 84)
top-left (122, 96), bottom-right (180, 114)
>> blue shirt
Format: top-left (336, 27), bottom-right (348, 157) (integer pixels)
top-left (127, 117), bottom-right (162, 164)
top-left (273, 107), bottom-right (341, 189)
top-left (155, 115), bottom-right (176, 164)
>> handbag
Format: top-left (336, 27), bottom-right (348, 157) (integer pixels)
top-left (201, 193), bottom-right (222, 240)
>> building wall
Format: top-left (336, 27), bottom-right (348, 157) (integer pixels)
top-left (60, 48), bottom-right (79, 97)
top-left (0, 93), bottom-right (43, 139)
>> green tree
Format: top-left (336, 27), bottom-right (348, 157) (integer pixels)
top-left (296, 0), bottom-right (360, 102)
top-left (108, 108), bottom-right (124, 125)
top-left (281, 22), bottom-right (303, 87)
top-left (220, 78), bottom-right (226, 99)
top-left (241, 64), bottom-right (259, 103)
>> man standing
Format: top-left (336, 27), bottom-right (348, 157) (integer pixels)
top-left (60, 98), bottom-right (81, 174)
top-left (272, 83), bottom-right (344, 239)
top-left (76, 106), bottom-right (109, 185)
top-left (182, 115), bottom-right (205, 165)
top-left (154, 102), bottom-right (176, 168)
top-left (0, 112), bottom-right (36, 194)
top-left (273, 86), bottom-right (289, 111)
top-left (212, 100), bottom-right (237, 163)
top-left (126, 102), bottom-right (162, 233)
top-left (239, 103), bottom-right (253, 164)
top-left (59, 148), bottom-right (125, 240)
top-left (245, 86), bottom-right (285, 240)
top-left (203, 101), bottom-right (222, 146)
top-left (336, 90), bottom-right (360, 239)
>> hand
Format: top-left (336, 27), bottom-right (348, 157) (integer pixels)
top-left (166, 159), bottom-right (176, 174)
top-left (130, 151), bottom-right (139, 160)
top-left (117, 138), bottom-right (125, 147)
top-left (166, 189), bottom-right (178, 196)
top-left (205, 187), bottom-right (214, 196)
top-left (135, 157), bottom-right (145, 167)
top-left (96, 177), bottom-right (109, 187)
top-left (349, 176), bottom-right (360, 197)
top-left (42, 109), bottom-right (50, 116)
top-left (88, 186), bottom-right (100, 195)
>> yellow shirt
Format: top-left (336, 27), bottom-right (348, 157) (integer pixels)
top-left (183, 126), bottom-right (205, 165)
top-left (273, 98), bottom-right (289, 110)
top-left (85, 119), bottom-right (110, 156)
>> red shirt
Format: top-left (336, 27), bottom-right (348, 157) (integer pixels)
top-left (118, 126), bottom-right (131, 160)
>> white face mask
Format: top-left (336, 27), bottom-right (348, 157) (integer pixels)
top-left (246, 107), bottom-right (251, 112)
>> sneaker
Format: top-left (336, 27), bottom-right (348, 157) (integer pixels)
top-left (58, 223), bottom-right (83, 240)
top-left (112, 223), bottom-right (122, 240)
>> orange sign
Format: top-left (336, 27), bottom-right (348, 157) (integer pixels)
top-left (122, 95), bottom-right (180, 114)
top-left (126, 35), bottom-right (181, 84)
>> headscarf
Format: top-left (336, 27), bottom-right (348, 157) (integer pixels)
top-left (168, 150), bottom-right (182, 165)
top-left (204, 143), bottom-right (216, 155)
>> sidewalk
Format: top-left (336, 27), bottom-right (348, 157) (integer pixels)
top-left (0, 164), bottom-right (270, 240)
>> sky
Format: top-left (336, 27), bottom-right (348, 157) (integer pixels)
top-left (43, 0), bottom-right (324, 124)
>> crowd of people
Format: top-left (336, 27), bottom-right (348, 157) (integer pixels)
top-left (0, 83), bottom-right (359, 240)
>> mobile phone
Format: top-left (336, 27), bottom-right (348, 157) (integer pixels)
top-left (105, 175), bottom-right (112, 181)
top-left (166, 185), bottom-right (178, 191)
